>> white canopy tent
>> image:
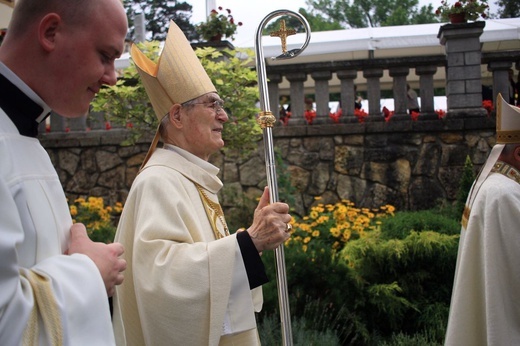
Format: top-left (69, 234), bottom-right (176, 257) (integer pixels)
top-left (115, 18), bottom-right (519, 96)
top-left (249, 18), bottom-right (520, 94)
top-left (116, 18), bottom-right (520, 69)
top-left (254, 18), bottom-right (520, 65)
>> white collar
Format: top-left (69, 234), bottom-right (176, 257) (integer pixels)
top-left (163, 143), bottom-right (220, 176)
top-left (0, 62), bottom-right (52, 122)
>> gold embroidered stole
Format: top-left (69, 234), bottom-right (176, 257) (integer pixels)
top-left (194, 182), bottom-right (230, 240)
top-left (491, 161), bottom-right (520, 184)
top-left (461, 204), bottom-right (470, 230)
top-left (461, 161), bottom-right (520, 229)
top-left (21, 270), bottom-right (63, 345)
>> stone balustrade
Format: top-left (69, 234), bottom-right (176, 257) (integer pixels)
top-left (39, 22), bottom-right (520, 216)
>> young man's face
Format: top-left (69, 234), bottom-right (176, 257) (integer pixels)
top-left (49, 0), bottom-right (128, 117)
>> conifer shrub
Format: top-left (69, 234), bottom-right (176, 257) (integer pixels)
top-left (455, 155), bottom-right (476, 217)
top-left (258, 312), bottom-right (342, 346)
top-left (259, 199), bottom-right (459, 345)
top-left (377, 331), bottom-right (442, 346)
top-left (340, 230), bottom-right (458, 342)
top-left (379, 210), bottom-right (460, 240)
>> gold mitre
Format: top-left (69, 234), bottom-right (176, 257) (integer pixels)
top-left (496, 93), bottom-right (520, 144)
top-left (131, 20), bottom-right (216, 121)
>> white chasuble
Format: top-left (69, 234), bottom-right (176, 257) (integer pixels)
top-left (445, 172), bottom-right (520, 345)
top-left (0, 109), bottom-right (115, 345)
top-left (113, 148), bottom-right (262, 345)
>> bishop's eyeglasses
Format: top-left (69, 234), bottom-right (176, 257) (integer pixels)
top-left (190, 100), bottom-right (226, 114)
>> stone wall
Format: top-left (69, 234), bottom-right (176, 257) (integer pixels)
top-left (41, 112), bottom-right (496, 217)
top-left (43, 129), bottom-right (149, 207)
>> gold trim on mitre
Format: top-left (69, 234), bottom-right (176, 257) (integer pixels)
top-left (496, 93), bottom-right (520, 144)
top-left (131, 20), bottom-right (216, 122)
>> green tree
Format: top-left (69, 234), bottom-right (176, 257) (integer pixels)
top-left (91, 42), bottom-right (262, 154)
top-left (123, 0), bottom-right (198, 41)
top-left (455, 155), bottom-right (476, 217)
top-left (91, 41), bottom-right (159, 145)
top-left (496, 0), bottom-right (520, 18)
top-left (195, 47), bottom-right (262, 155)
top-left (307, 0), bottom-right (439, 28)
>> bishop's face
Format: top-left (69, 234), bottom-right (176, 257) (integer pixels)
top-left (47, 0), bottom-right (128, 117)
top-left (179, 93), bottom-right (229, 161)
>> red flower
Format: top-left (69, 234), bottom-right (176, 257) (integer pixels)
top-left (105, 121), bottom-right (112, 130)
top-left (436, 109), bottom-right (447, 119)
top-left (382, 106), bottom-right (394, 122)
top-left (304, 110), bottom-right (316, 124)
top-left (354, 108), bottom-right (368, 123)
top-left (482, 100), bottom-right (493, 116)
top-left (329, 109), bottom-right (342, 123)
top-left (279, 111), bottom-right (291, 126)
top-left (410, 111), bottom-right (420, 121)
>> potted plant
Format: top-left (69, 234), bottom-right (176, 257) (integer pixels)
top-left (435, 0), bottom-right (489, 23)
top-left (196, 7), bottom-right (243, 42)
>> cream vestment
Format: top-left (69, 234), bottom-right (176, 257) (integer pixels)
top-left (0, 65), bottom-right (115, 345)
top-left (445, 169), bottom-right (520, 345)
top-left (113, 147), bottom-right (262, 345)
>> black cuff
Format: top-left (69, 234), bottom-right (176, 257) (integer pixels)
top-left (236, 231), bottom-right (269, 289)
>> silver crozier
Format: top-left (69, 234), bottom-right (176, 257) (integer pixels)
top-left (254, 10), bottom-right (311, 346)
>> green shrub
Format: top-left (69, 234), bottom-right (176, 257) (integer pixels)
top-left (69, 197), bottom-right (122, 243)
top-left (377, 331), bottom-right (442, 346)
top-left (258, 301), bottom-right (349, 345)
top-left (339, 230), bottom-right (458, 342)
top-left (260, 200), bottom-right (459, 345)
top-left (455, 155), bottom-right (476, 217)
top-left (379, 210), bottom-right (460, 240)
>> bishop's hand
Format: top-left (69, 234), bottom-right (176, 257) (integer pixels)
top-left (247, 187), bottom-right (291, 252)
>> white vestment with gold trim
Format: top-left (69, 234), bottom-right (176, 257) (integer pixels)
top-left (113, 147), bottom-right (262, 346)
top-left (0, 109), bottom-right (115, 345)
top-left (445, 172), bottom-right (520, 345)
